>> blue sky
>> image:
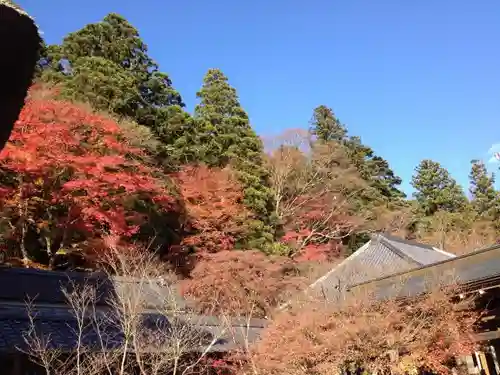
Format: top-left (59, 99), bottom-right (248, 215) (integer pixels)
top-left (19, 0), bottom-right (500, 196)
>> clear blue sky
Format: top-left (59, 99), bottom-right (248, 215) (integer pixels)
top-left (19, 0), bottom-right (500, 196)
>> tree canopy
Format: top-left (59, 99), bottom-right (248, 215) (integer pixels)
top-left (25, 11), bottom-right (500, 265)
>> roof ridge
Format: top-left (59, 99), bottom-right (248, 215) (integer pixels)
top-left (374, 234), bottom-right (424, 266)
top-left (277, 240), bottom-right (375, 310)
top-left (0, 265), bottom-right (104, 279)
top-left (377, 233), bottom-right (437, 250)
top-left (374, 233), bottom-right (455, 259)
top-left (430, 246), bottom-right (456, 258)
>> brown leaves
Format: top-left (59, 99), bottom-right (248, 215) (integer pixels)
top-left (266, 130), bottom-right (367, 259)
top-left (251, 286), bottom-right (479, 375)
top-left (174, 165), bottom-right (252, 254)
top-left (181, 250), bottom-right (306, 318)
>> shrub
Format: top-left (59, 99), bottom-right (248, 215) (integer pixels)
top-left (181, 250), bottom-right (306, 318)
top-left (250, 285), bottom-right (479, 375)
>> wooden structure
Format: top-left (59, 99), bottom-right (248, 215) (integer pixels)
top-left (0, 266), bottom-right (267, 374)
top-left (349, 243), bottom-right (500, 375)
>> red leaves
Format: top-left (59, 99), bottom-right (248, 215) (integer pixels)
top-left (181, 250), bottom-right (305, 317)
top-left (0, 92), bottom-right (179, 265)
top-left (174, 165), bottom-right (252, 254)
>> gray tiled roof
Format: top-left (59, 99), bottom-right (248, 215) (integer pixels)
top-left (0, 303), bottom-right (268, 353)
top-left (0, 267), bottom-right (110, 305)
top-left (0, 267), bottom-right (266, 353)
top-left (350, 243), bottom-right (500, 300)
top-left (309, 234), bottom-right (455, 300)
top-left (381, 234), bottom-right (454, 265)
top-left (0, 267), bottom-right (187, 310)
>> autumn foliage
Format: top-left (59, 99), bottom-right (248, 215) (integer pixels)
top-left (266, 130), bottom-right (367, 261)
top-left (181, 250), bottom-right (306, 318)
top-left (251, 286), bottom-right (479, 375)
top-left (0, 91), bottom-right (180, 267)
top-left (174, 165), bottom-right (251, 254)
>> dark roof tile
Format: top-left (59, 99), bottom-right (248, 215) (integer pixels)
top-left (350, 243), bottom-right (500, 299)
top-left (308, 234), bottom-right (455, 300)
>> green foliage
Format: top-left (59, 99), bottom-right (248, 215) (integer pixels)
top-left (59, 56), bottom-right (139, 113)
top-left (60, 13), bottom-right (154, 80)
top-left (152, 106), bottom-right (200, 165)
top-left (29, 10), bottom-right (500, 261)
top-left (469, 159), bottom-right (500, 220)
top-left (411, 159), bottom-right (467, 216)
top-left (37, 12), bottom-right (188, 163)
top-left (309, 105), bottom-right (347, 142)
top-left (308, 106), bottom-right (405, 202)
top-left (195, 68), bottom-right (276, 248)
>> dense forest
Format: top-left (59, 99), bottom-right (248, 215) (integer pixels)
top-left (1, 12), bottom-right (498, 312)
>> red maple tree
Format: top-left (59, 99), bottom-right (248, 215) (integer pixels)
top-left (0, 91), bottom-right (180, 267)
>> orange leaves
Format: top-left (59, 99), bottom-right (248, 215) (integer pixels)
top-left (0, 92), bottom-right (179, 265)
top-left (266, 131), bottom-right (366, 261)
top-left (252, 289), bottom-right (479, 375)
top-left (181, 250), bottom-right (305, 317)
top-left (174, 165), bottom-right (251, 253)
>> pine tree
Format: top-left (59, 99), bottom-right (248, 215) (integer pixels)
top-left (37, 13), bottom-right (193, 166)
top-left (309, 105), bottom-right (347, 142)
top-left (39, 13), bottom-right (184, 127)
top-left (469, 159), bottom-right (499, 219)
top-left (411, 159), bottom-right (467, 215)
top-left (364, 155), bottom-right (406, 199)
top-left (308, 105), bottom-right (404, 201)
top-left (60, 13), bottom-right (155, 82)
top-left (195, 68), bottom-right (276, 249)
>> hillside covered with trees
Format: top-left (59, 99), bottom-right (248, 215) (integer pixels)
top-left (2, 12), bottom-right (499, 313)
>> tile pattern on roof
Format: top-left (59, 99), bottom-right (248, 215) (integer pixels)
top-left (0, 267), bottom-right (267, 353)
top-left (353, 244), bottom-right (500, 300)
top-left (0, 303), bottom-right (267, 353)
top-left (310, 234), bottom-right (455, 300)
top-left (381, 235), bottom-right (455, 265)
top-left (311, 238), bottom-right (419, 300)
top-left (0, 267), bottom-right (110, 305)
top-left (0, 267), bottom-right (187, 310)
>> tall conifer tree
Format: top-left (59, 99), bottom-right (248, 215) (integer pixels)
top-left (195, 68), bottom-right (276, 249)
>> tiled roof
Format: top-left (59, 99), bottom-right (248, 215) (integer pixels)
top-left (308, 234), bottom-right (455, 300)
top-left (380, 234), bottom-right (455, 265)
top-left (0, 305), bottom-right (122, 353)
top-left (0, 267), bottom-right (267, 353)
top-left (350, 243), bottom-right (500, 300)
top-left (0, 302), bottom-right (268, 354)
top-left (0, 267), bottom-right (187, 310)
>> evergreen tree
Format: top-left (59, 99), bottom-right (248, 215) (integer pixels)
top-left (40, 13), bottom-right (184, 127)
top-left (343, 136), bottom-right (405, 200)
top-left (365, 155), bottom-right (406, 199)
top-left (61, 56), bottom-right (139, 113)
top-left (411, 159), bottom-right (467, 215)
top-left (195, 68), bottom-right (276, 249)
top-left (153, 105), bottom-right (201, 165)
top-left (60, 13), bottom-right (155, 81)
top-left (309, 106), bottom-right (405, 201)
top-left (309, 105), bottom-right (347, 142)
top-left (469, 159), bottom-right (499, 219)
top-left (37, 13), bottom-right (193, 166)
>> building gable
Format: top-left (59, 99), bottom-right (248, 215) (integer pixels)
top-left (307, 234), bottom-right (455, 301)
